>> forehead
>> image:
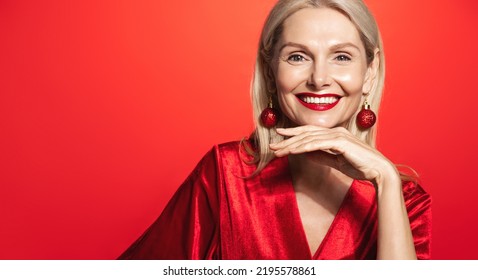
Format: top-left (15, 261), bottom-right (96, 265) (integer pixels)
top-left (279, 7), bottom-right (363, 50)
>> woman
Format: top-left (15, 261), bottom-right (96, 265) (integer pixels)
top-left (119, 0), bottom-right (431, 260)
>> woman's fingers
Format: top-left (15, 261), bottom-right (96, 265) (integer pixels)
top-left (275, 125), bottom-right (326, 136)
top-left (271, 126), bottom-right (339, 149)
top-left (270, 131), bottom-right (312, 149)
top-left (271, 125), bottom-right (395, 182)
top-left (272, 132), bottom-right (348, 157)
top-left (276, 126), bottom-right (350, 136)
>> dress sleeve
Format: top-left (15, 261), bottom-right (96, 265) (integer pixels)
top-left (403, 182), bottom-right (432, 260)
top-left (118, 148), bottom-right (220, 260)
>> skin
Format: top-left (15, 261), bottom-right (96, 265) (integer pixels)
top-left (268, 8), bottom-right (417, 259)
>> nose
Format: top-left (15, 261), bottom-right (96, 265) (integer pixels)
top-left (307, 59), bottom-right (332, 89)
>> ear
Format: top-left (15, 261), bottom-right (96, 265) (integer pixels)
top-left (362, 48), bottom-right (380, 94)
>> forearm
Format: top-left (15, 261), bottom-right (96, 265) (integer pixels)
top-left (374, 167), bottom-right (417, 260)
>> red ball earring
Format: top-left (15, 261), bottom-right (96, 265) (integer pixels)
top-left (260, 96), bottom-right (279, 128)
top-left (356, 98), bottom-right (376, 129)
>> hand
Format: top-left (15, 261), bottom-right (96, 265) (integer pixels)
top-left (269, 125), bottom-right (398, 184)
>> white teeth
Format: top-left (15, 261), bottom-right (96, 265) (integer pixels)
top-left (301, 96), bottom-right (338, 104)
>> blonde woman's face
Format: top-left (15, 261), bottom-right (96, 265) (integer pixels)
top-left (272, 8), bottom-right (375, 128)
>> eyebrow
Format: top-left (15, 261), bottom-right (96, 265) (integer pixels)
top-left (278, 42), bottom-right (310, 53)
top-left (278, 42), bottom-right (361, 53)
top-left (330, 42), bottom-right (361, 52)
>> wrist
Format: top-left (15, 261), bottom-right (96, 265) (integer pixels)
top-left (372, 163), bottom-right (402, 195)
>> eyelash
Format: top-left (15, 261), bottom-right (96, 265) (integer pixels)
top-left (287, 54), bottom-right (307, 62)
top-left (283, 53), bottom-right (352, 64)
top-left (335, 54), bottom-right (351, 61)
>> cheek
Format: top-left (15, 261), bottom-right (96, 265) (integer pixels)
top-left (332, 69), bottom-right (366, 95)
top-left (275, 64), bottom-right (309, 93)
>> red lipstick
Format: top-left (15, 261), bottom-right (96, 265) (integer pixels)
top-left (296, 93), bottom-right (341, 111)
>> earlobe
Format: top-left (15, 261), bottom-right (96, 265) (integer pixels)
top-left (362, 48), bottom-right (380, 94)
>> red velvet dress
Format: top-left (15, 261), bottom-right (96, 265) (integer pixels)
top-left (119, 141), bottom-right (432, 260)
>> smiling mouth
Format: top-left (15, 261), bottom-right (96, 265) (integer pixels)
top-left (299, 96), bottom-right (340, 104)
top-left (296, 93), bottom-right (342, 111)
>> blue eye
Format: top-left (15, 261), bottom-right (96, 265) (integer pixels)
top-left (288, 54), bottom-right (306, 62)
top-left (336, 54), bottom-right (351, 61)
top-left (284, 54), bottom-right (310, 65)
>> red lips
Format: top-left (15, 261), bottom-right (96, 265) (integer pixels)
top-left (296, 93), bottom-right (341, 111)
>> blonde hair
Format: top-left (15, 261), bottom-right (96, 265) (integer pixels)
top-left (246, 0), bottom-right (386, 175)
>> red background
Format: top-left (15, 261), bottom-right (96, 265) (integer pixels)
top-left (1, 0), bottom-right (477, 259)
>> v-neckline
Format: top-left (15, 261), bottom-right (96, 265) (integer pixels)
top-left (282, 156), bottom-right (356, 259)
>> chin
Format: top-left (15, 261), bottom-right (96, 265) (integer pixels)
top-left (300, 118), bottom-right (337, 128)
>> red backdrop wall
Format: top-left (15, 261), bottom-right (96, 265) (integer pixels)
top-left (1, 0), bottom-right (477, 259)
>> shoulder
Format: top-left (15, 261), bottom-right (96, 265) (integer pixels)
top-left (192, 141), bottom-right (242, 171)
top-left (191, 140), bottom-right (249, 175)
top-left (213, 140), bottom-right (255, 163)
top-left (215, 140), bottom-right (251, 156)
top-left (212, 139), bottom-right (257, 177)
top-left (401, 181), bottom-right (432, 259)
top-left (215, 140), bottom-right (241, 153)
top-left (195, 141), bottom-right (242, 168)
top-left (402, 181), bottom-right (431, 203)
top-left (352, 179), bottom-right (431, 210)
top-left (401, 181), bottom-right (432, 217)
